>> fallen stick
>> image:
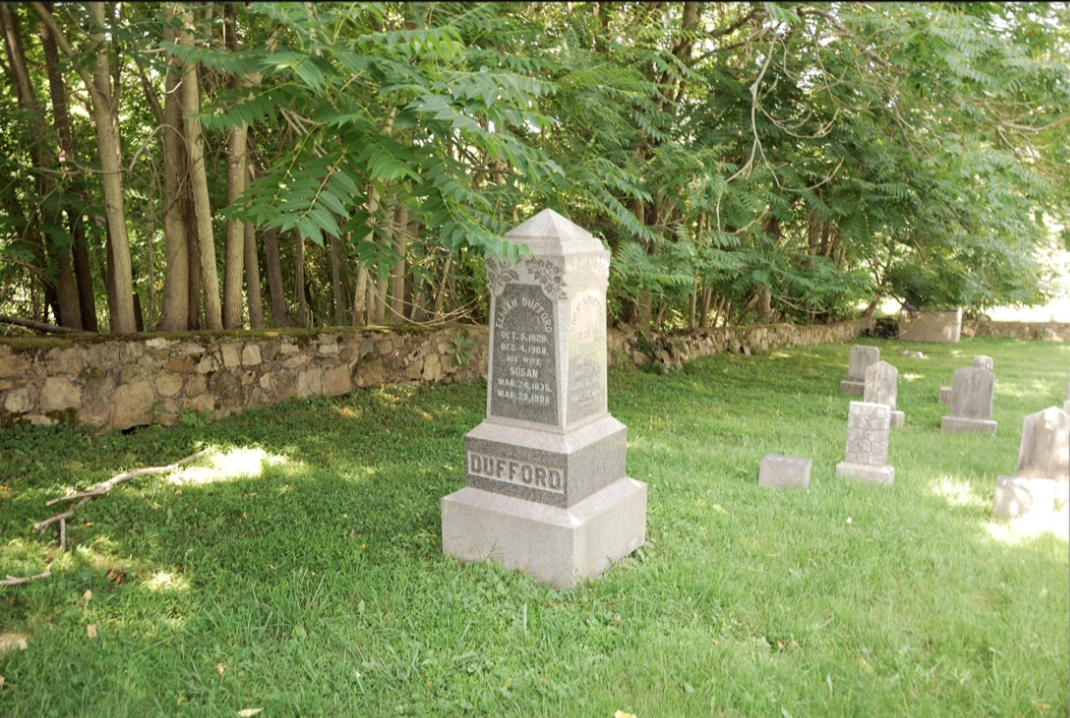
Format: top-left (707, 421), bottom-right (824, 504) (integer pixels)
top-left (0, 570), bottom-right (52, 586)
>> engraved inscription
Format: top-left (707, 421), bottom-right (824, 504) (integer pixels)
top-left (567, 294), bottom-right (607, 424)
top-left (467, 451), bottom-right (565, 494)
top-left (490, 283), bottom-right (558, 424)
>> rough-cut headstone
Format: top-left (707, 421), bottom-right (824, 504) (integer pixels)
top-left (973, 355), bottom-right (994, 372)
top-left (864, 361), bottom-right (904, 428)
top-left (835, 401), bottom-right (894, 484)
top-left (941, 367), bottom-right (997, 433)
top-left (442, 209), bottom-right (647, 589)
top-left (840, 345), bottom-right (879, 396)
top-left (939, 386), bottom-right (952, 404)
top-left (993, 406), bottom-right (1069, 519)
top-left (758, 454), bottom-right (811, 489)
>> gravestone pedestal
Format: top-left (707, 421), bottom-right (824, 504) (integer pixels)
top-left (941, 367), bottom-right (997, 433)
top-left (840, 345), bottom-right (879, 396)
top-left (758, 454), bottom-right (811, 489)
top-left (441, 210), bottom-right (646, 589)
top-left (836, 401), bottom-right (894, 484)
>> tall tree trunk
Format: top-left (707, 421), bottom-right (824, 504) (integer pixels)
top-left (156, 21), bottom-right (190, 332)
top-left (244, 221), bottom-right (264, 329)
top-left (352, 262), bottom-right (368, 326)
top-left (178, 10), bottom-right (223, 330)
top-left (186, 190), bottom-right (202, 330)
top-left (330, 234), bottom-right (345, 326)
top-left (262, 226), bottom-right (287, 327)
top-left (699, 285), bottom-right (712, 328)
top-left (432, 252), bottom-right (452, 320)
top-left (295, 231), bottom-right (307, 328)
top-left (222, 121), bottom-right (248, 328)
top-left (389, 205), bottom-right (407, 325)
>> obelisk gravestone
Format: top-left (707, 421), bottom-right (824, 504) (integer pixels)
top-left (441, 209), bottom-right (647, 589)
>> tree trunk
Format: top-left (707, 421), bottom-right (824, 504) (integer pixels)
top-left (699, 285), bottom-right (712, 328)
top-left (432, 253), bottom-right (452, 320)
top-left (330, 234), bottom-right (345, 326)
top-left (244, 221), bottom-right (264, 329)
top-left (156, 21), bottom-right (190, 332)
top-left (389, 205), bottom-right (407, 324)
top-left (186, 191), bottom-right (202, 330)
top-left (295, 231), bottom-right (307, 328)
top-left (222, 121), bottom-right (248, 328)
top-left (178, 10), bottom-right (222, 330)
top-left (352, 262), bottom-right (368, 326)
top-left (263, 226), bottom-right (287, 327)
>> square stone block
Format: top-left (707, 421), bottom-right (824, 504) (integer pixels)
top-left (993, 476), bottom-right (1055, 520)
top-left (839, 379), bottom-right (866, 396)
top-left (890, 410), bottom-right (905, 428)
top-left (939, 386), bottom-right (952, 404)
top-left (835, 461), bottom-right (894, 485)
top-left (941, 416), bottom-right (997, 434)
top-left (758, 454), bottom-right (811, 489)
top-left (441, 477), bottom-right (647, 589)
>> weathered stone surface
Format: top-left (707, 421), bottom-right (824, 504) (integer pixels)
top-left (119, 342), bottom-right (144, 362)
top-left (489, 282), bottom-right (559, 425)
top-left (163, 359), bottom-right (196, 374)
top-left (40, 377), bottom-right (81, 413)
top-left (4, 387), bottom-right (34, 413)
top-left (939, 386), bottom-right (952, 404)
top-left (318, 341), bottom-right (340, 355)
top-left (355, 358), bottom-right (385, 387)
top-left (0, 353), bottom-right (30, 379)
top-left (46, 347), bottom-right (84, 374)
top-left (220, 343), bottom-right (241, 368)
top-left (973, 355), bottom-right (994, 371)
top-left (185, 374), bottom-right (207, 397)
top-left (196, 357), bottom-right (216, 374)
top-left (1065, 372), bottom-right (1070, 414)
top-left (323, 364), bottom-right (352, 396)
top-left (187, 392), bottom-right (215, 414)
top-left (864, 360), bottom-right (904, 427)
top-left (241, 344), bottom-right (262, 366)
top-left (1016, 406), bottom-right (1069, 480)
top-left (836, 401), bottom-right (894, 484)
top-left (899, 308), bottom-right (961, 342)
top-left (442, 477), bottom-right (646, 590)
top-left (993, 476), bottom-right (1055, 520)
top-left (278, 342), bottom-right (299, 355)
top-left (758, 454), bottom-right (811, 489)
top-left (296, 367), bottom-right (323, 397)
top-left (111, 381), bottom-right (155, 430)
top-left (281, 352), bottom-right (311, 370)
top-left (422, 352), bottom-right (442, 382)
top-left (840, 345), bottom-right (879, 395)
top-left (155, 374), bottom-right (183, 397)
top-left (942, 367), bottom-right (996, 433)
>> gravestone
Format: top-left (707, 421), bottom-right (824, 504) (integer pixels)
top-left (938, 386), bottom-right (952, 404)
top-left (835, 401), bottom-right (894, 484)
top-left (840, 345), bottom-right (880, 396)
top-left (941, 367), bottom-right (997, 433)
top-left (973, 356), bottom-right (994, 372)
top-left (441, 209), bottom-right (647, 589)
top-left (758, 454), bottom-right (811, 489)
top-left (1064, 373), bottom-right (1069, 414)
top-left (992, 406), bottom-right (1069, 519)
top-left (864, 361), bottom-right (905, 428)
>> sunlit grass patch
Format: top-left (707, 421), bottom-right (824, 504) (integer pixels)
top-left (168, 446), bottom-right (289, 485)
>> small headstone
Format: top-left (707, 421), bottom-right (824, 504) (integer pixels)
top-left (864, 361), bottom-right (905, 428)
top-left (938, 386), bottom-right (952, 404)
top-left (941, 367), bottom-right (997, 433)
top-left (973, 356), bottom-right (994, 372)
top-left (836, 401), bottom-right (894, 484)
top-left (1064, 373), bottom-right (1069, 414)
top-left (840, 345), bottom-right (880, 396)
top-left (441, 209), bottom-right (647, 589)
top-left (898, 350), bottom-right (925, 359)
top-left (758, 454), bottom-right (811, 489)
top-left (993, 406), bottom-right (1069, 519)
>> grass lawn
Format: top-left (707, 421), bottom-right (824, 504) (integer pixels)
top-left (1, 336), bottom-right (1067, 717)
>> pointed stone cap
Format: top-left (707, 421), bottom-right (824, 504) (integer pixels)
top-left (504, 209), bottom-right (605, 256)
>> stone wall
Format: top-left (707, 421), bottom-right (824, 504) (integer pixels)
top-left (967, 320), bottom-right (1069, 342)
top-left (0, 318), bottom-right (876, 431)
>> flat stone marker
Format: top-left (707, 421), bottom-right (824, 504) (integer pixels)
top-left (836, 401), bottom-right (894, 484)
top-left (840, 345), bottom-right (880, 396)
top-left (864, 361), bottom-right (905, 428)
top-left (941, 367), bottom-right (996, 433)
top-left (973, 356), bottom-right (994, 372)
top-left (938, 386), bottom-right (952, 404)
top-left (441, 209), bottom-right (647, 589)
top-left (758, 454), bottom-right (811, 489)
top-left (993, 406), bottom-right (1068, 518)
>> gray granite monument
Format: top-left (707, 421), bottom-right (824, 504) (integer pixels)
top-left (941, 367), bottom-right (996, 433)
top-left (973, 355), bottom-right (994, 372)
top-left (840, 345), bottom-right (880, 396)
top-left (864, 360), bottom-right (904, 428)
top-left (758, 454), bottom-right (811, 489)
top-left (441, 209), bottom-right (647, 589)
top-left (836, 401), bottom-right (894, 484)
top-left (993, 406), bottom-right (1069, 519)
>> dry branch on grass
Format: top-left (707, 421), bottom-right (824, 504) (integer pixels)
top-left (0, 449), bottom-right (211, 587)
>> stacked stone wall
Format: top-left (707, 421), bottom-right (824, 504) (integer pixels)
top-left (0, 318), bottom-right (876, 431)
top-left (967, 321), bottom-right (1069, 341)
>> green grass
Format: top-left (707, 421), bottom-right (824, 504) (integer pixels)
top-left (1, 337), bottom-right (1067, 717)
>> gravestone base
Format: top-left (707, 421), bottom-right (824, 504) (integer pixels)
top-left (441, 477), bottom-right (647, 589)
top-left (835, 461), bottom-right (894, 485)
top-left (839, 380), bottom-right (865, 396)
top-left (890, 410), bottom-right (905, 428)
top-left (1063, 400), bottom-right (1070, 414)
top-left (941, 416), bottom-right (997, 433)
top-left (464, 415), bottom-right (627, 509)
top-left (993, 476), bottom-right (1055, 520)
top-left (758, 454), bottom-right (811, 489)
top-left (939, 387), bottom-right (952, 404)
